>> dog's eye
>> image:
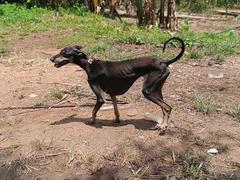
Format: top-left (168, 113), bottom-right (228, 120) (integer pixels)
top-left (61, 51), bottom-right (67, 56)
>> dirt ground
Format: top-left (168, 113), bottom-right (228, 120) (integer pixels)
top-left (0, 17), bottom-right (240, 179)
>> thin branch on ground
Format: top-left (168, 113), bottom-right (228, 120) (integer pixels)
top-left (26, 81), bottom-right (76, 86)
top-left (36, 152), bottom-right (66, 159)
top-left (0, 105), bottom-right (77, 111)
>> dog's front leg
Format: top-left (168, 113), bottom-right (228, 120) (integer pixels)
top-left (88, 81), bottom-right (105, 124)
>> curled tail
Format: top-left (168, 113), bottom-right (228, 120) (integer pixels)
top-left (163, 37), bottom-right (185, 66)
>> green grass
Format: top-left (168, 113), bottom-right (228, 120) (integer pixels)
top-left (87, 41), bottom-right (109, 53)
top-left (192, 95), bottom-right (218, 114)
top-left (0, 38), bottom-right (11, 56)
top-left (228, 104), bottom-right (240, 122)
top-left (0, 3), bottom-right (240, 61)
top-left (34, 102), bottom-right (45, 107)
top-left (178, 152), bottom-right (208, 179)
top-left (49, 89), bottom-right (64, 100)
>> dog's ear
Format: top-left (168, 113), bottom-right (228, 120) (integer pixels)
top-left (73, 45), bottom-right (83, 50)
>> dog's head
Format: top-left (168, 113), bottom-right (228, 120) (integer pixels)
top-left (50, 45), bottom-right (87, 68)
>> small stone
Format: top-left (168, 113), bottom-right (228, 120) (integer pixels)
top-left (207, 148), bottom-right (218, 156)
top-left (208, 72), bottom-right (224, 79)
top-left (29, 94), bottom-right (38, 98)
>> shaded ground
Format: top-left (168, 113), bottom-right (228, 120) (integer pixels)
top-left (0, 15), bottom-right (240, 179)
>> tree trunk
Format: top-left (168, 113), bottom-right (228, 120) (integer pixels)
top-left (166, 0), bottom-right (177, 30)
top-left (110, 0), bottom-right (117, 16)
top-left (149, 0), bottom-right (156, 25)
top-left (88, 0), bottom-right (98, 12)
top-left (136, 0), bottom-right (144, 25)
top-left (143, 0), bottom-right (156, 26)
top-left (159, 0), bottom-right (165, 28)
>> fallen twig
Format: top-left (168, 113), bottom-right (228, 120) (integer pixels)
top-left (137, 165), bottom-right (149, 178)
top-left (25, 164), bottom-right (40, 171)
top-left (102, 155), bottom-right (115, 162)
top-left (0, 145), bottom-right (20, 150)
top-left (36, 152), bottom-right (66, 159)
top-left (49, 94), bottom-right (69, 108)
top-left (172, 150), bottom-right (176, 162)
top-left (0, 105), bottom-right (77, 111)
top-left (27, 81), bottom-right (75, 86)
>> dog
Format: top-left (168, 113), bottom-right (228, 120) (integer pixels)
top-left (50, 37), bottom-right (185, 134)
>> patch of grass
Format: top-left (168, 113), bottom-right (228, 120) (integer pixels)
top-left (179, 22), bottom-right (240, 62)
top-left (192, 95), bottom-right (217, 114)
top-left (67, 145), bottom-right (95, 164)
top-left (18, 94), bottom-right (25, 100)
top-left (0, 39), bottom-right (11, 56)
top-left (87, 42), bottom-right (109, 53)
top-left (213, 171), bottom-right (240, 180)
top-left (228, 104), bottom-right (240, 121)
top-left (49, 89), bottom-right (64, 100)
top-left (189, 49), bottom-right (202, 60)
top-left (34, 102), bottom-right (45, 107)
top-left (0, 4), bottom-right (51, 35)
top-left (0, 48), bottom-right (7, 55)
top-left (208, 54), bottom-right (225, 65)
top-left (178, 152), bottom-right (208, 179)
top-left (30, 138), bottom-right (52, 152)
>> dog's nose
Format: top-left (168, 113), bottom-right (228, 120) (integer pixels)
top-left (50, 56), bottom-right (55, 62)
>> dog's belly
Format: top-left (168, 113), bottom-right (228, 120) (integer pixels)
top-left (100, 77), bottom-right (138, 95)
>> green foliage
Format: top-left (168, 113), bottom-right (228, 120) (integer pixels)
top-left (0, 38), bottom-right (11, 56)
top-left (192, 95), bottom-right (217, 114)
top-left (118, 35), bottom-right (144, 45)
top-left (24, 0), bottom-right (86, 9)
top-left (58, 4), bottom-right (89, 16)
top-left (0, 4), bottom-right (48, 24)
top-left (228, 104), bottom-right (240, 121)
top-left (189, 49), bottom-right (202, 59)
top-left (190, 0), bottom-right (208, 13)
top-left (0, 3), bottom-right (240, 62)
top-left (180, 25), bottom-right (240, 61)
top-left (87, 42), bottom-right (108, 53)
top-left (208, 54), bottom-right (225, 65)
top-left (178, 152), bottom-right (208, 179)
top-left (34, 102), bottom-right (45, 107)
top-left (216, 0), bottom-right (238, 7)
top-left (49, 89), bottom-right (64, 100)
top-left (182, 20), bottom-right (190, 33)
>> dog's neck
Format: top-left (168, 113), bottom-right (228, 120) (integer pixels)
top-left (74, 58), bottom-right (94, 73)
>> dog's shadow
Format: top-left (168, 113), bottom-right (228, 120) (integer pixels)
top-left (51, 114), bottom-right (156, 131)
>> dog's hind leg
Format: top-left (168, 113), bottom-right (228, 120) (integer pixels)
top-left (142, 69), bottom-right (172, 134)
top-left (110, 95), bottom-right (120, 123)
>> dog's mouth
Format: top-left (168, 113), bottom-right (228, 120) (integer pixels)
top-left (50, 54), bottom-right (70, 68)
top-left (54, 62), bottom-right (61, 68)
top-left (53, 59), bottom-right (70, 68)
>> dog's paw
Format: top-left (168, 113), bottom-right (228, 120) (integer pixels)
top-left (113, 119), bottom-right (120, 123)
top-left (87, 120), bottom-right (96, 125)
top-left (159, 129), bottom-right (166, 135)
top-left (151, 124), bottom-right (167, 135)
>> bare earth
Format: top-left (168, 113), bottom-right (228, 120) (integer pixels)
top-left (0, 20), bottom-right (240, 179)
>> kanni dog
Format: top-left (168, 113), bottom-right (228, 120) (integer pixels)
top-left (50, 37), bottom-right (185, 134)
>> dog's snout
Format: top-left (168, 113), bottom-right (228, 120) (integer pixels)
top-left (50, 56), bottom-right (55, 62)
top-left (50, 54), bottom-right (60, 62)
